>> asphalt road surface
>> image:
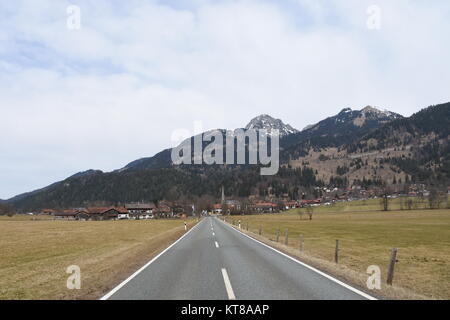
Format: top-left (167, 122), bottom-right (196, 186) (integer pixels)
top-left (102, 217), bottom-right (375, 300)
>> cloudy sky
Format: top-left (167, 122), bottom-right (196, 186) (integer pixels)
top-left (0, 0), bottom-right (449, 199)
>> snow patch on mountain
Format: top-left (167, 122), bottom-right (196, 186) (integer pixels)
top-left (244, 114), bottom-right (299, 136)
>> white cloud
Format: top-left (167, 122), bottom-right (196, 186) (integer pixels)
top-left (0, 0), bottom-right (449, 198)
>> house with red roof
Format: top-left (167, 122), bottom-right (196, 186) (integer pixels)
top-left (212, 203), bottom-right (223, 214)
top-left (282, 200), bottom-right (298, 209)
top-left (87, 207), bottom-right (127, 220)
top-left (251, 202), bottom-right (279, 213)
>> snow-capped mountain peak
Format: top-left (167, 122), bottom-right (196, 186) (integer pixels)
top-left (360, 106), bottom-right (402, 119)
top-left (244, 114), bottom-right (299, 136)
top-left (303, 105), bottom-right (404, 132)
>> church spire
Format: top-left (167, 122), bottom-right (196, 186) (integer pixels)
top-left (221, 185), bottom-right (225, 204)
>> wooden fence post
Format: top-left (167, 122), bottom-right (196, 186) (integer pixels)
top-left (335, 240), bottom-right (340, 263)
top-left (259, 226), bottom-right (262, 235)
top-left (285, 229), bottom-right (289, 245)
top-left (387, 248), bottom-right (398, 285)
top-left (276, 229), bottom-right (280, 242)
top-left (299, 234), bottom-right (304, 252)
top-left (246, 222), bottom-right (249, 231)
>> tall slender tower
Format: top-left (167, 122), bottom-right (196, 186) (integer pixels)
top-left (221, 185), bottom-right (225, 204)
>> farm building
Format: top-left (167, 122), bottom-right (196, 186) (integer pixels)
top-left (87, 207), bottom-right (122, 220)
top-left (54, 209), bottom-right (90, 220)
top-left (212, 204), bottom-right (222, 214)
top-left (155, 205), bottom-right (173, 218)
top-left (125, 203), bottom-right (156, 218)
top-left (54, 209), bottom-right (78, 220)
top-left (251, 202), bottom-right (279, 213)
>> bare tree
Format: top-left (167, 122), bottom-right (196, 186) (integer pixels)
top-left (447, 196), bottom-right (450, 209)
top-left (196, 195), bottom-right (214, 213)
top-left (306, 206), bottom-right (314, 220)
top-left (0, 203), bottom-right (13, 216)
top-left (379, 187), bottom-right (392, 211)
top-left (222, 203), bottom-right (229, 215)
top-left (380, 193), bottom-right (389, 211)
top-left (240, 198), bottom-right (251, 215)
top-left (428, 188), bottom-right (445, 210)
top-left (417, 192), bottom-right (425, 208)
top-left (297, 208), bottom-right (304, 220)
top-left (406, 198), bottom-right (414, 210)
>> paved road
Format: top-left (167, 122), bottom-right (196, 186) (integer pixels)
top-left (103, 217), bottom-right (374, 300)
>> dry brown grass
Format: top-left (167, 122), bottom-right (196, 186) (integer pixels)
top-left (0, 217), bottom-right (197, 300)
top-left (224, 209), bottom-right (450, 300)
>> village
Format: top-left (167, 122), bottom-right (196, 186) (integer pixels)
top-left (27, 183), bottom-right (445, 221)
top-left (35, 199), bottom-right (319, 221)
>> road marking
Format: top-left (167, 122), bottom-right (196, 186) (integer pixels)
top-left (217, 218), bottom-right (377, 300)
top-left (100, 218), bottom-right (204, 300)
top-left (215, 241), bottom-right (219, 248)
top-left (212, 232), bottom-right (215, 236)
top-left (221, 268), bottom-right (236, 300)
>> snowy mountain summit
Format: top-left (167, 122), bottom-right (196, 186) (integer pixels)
top-left (302, 105), bottom-right (404, 132)
top-left (360, 106), bottom-right (402, 119)
top-left (244, 114), bottom-right (299, 136)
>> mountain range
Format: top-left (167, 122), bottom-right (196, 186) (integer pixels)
top-left (6, 102), bottom-right (450, 211)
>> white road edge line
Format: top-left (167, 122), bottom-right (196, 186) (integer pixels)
top-left (217, 218), bottom-right (377, 300)
top-left (221, 268), bottom-right (236, 300)
top-left (99, 219), bottom-right (204, 300)
top-left (215, 241), bottom-right (219, 248)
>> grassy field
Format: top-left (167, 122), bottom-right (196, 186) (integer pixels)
top-left (225, 204), bottom-right (450, 300)
top-left (0, 216), bottom-right (196, 300)
top-left (305, 196), bottom-right (449, 213)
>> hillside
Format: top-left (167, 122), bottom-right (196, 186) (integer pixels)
top-left (289, 102), bottom-right (450, 187)
top-left (348, 102), bottom-right (450, 184)
top-left (121, 114), bottom-right (298, 171)
top-left (6, 103), bottom-right (449, 211)
top-left (281, 106), bottom-right (403, 159)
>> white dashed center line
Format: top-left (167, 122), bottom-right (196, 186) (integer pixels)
top-left (221, 268), bottom-right (236, 300)
top-left (215, 241), bottom-right (219, 248)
